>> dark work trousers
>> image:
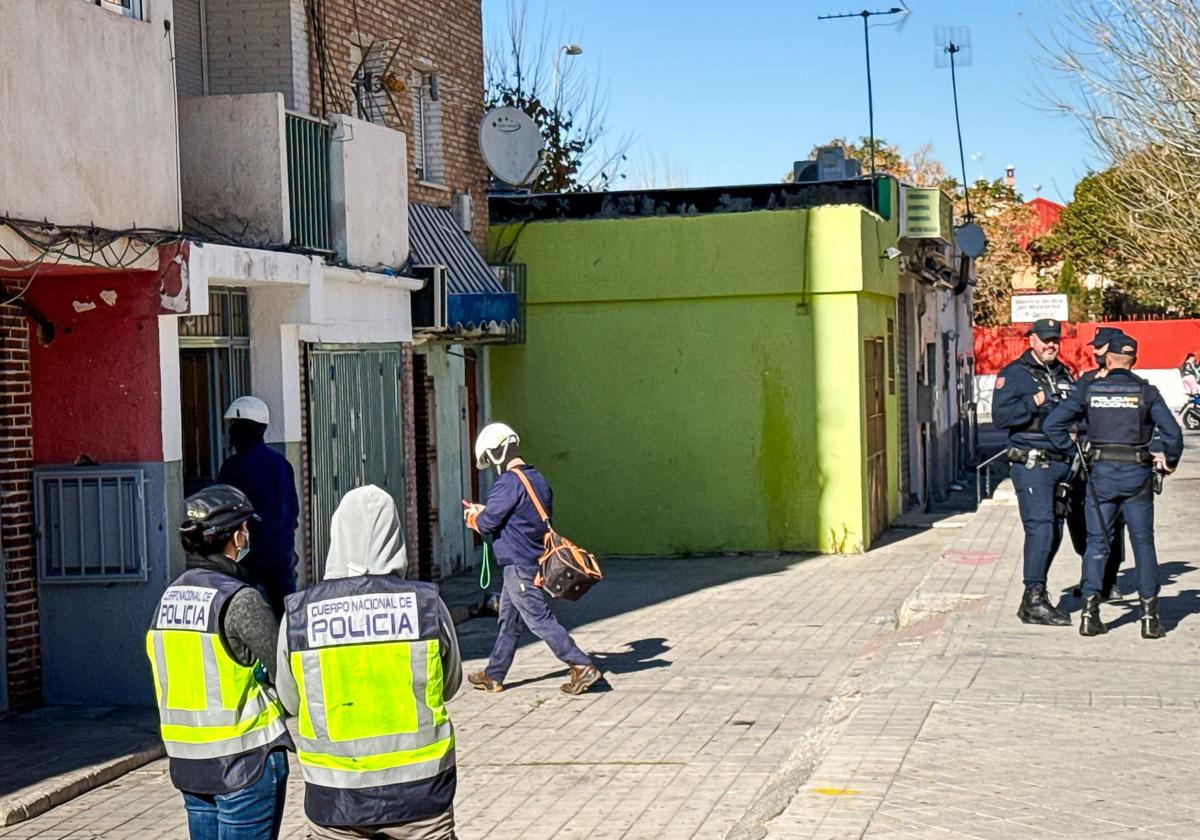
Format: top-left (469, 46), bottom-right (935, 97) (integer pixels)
top-left (1069, 474), bottom-right (1125, 596)
top-left (484, 565), bottom-right (592, 682)
top-left (1012, 460), bottom-right (1071, 588)
top-left (1081, 462), bottom-right (1160, 600)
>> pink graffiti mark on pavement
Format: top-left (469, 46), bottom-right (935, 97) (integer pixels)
top-left (942, 549), bottom-right (1002, 566)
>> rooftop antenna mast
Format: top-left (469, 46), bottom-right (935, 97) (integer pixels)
top-left (935, 26), bottom-right (974, 220)
top-left (818, 2), bottom-right (910, 211)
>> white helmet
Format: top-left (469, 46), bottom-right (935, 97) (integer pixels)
top-left (224, 395), bottom-right (270, 426)
top-left (475, 422), bottom-right (519, 470)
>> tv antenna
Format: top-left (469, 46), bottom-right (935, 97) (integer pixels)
top-left (935, 26), bottom-right (974, 220)
top-left (351, 39), bottom-right (405, 125)
top-left (818, 3), bottom-right (911, 211)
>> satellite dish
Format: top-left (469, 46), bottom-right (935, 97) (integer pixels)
top-left (479, 107), bottom-right (545, 187)
top-left (954, 222), bottom-right (987, 259)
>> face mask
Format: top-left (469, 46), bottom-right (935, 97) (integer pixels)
top-left (1094, 353), bottom-right (1107, 368)
top-left (235, 533), bottom-right (251, 563)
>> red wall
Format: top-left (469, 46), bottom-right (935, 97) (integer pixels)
top-left (26, 271), bottom-right (165, 464)
top-left (975, 319), bottom-right (1200, 375)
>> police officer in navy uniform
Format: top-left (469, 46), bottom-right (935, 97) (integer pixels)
top-left (992, 318), bottom-right (1075, 626)
top-left (1045, 334), bottom-right (1183, 638)
top-left (1069, 327), bottom-right (1127, 600)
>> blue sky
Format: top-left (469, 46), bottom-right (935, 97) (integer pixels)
top-left (481, 0), bottom-right (1096, 202)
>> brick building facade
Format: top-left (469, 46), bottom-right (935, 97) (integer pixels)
top-left (1, 284), bottom-right (38, 710)
top-left (304, 0), bottom-right (494, 580)
top-left (303, 0), bottom-right (491, 249)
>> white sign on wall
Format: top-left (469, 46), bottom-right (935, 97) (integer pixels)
top-left (1010, 294), bottom-right (1069, 324)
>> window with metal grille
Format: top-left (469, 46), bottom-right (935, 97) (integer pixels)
top-left (36, 468), bottom-right (148, 583)
top-left (179, 287), bottom-right (252, 495)
top-left (411, 72), bottom-right (445, 184)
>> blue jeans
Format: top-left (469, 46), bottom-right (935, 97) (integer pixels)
top-left (485, 565), bottom-right (592, 682)
top-left (183, 750), bottom-right (289, 840)
top-left (1082, 463), bottom-right (1159, 600)
top-left (1012, 460), bottom-right (1071, 587)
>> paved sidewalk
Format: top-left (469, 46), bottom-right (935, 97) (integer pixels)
top-left (0, 707), bottom-right (161, 827)
top-left (0, 526), bottom-right (958, 839)
top-left (765, 436), bottom-right (1200, 839)
top-left (11, 438), bottom-right (1197, 839)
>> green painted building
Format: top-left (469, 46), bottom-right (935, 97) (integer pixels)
top-left (487, 182), bottom-right (901, 555)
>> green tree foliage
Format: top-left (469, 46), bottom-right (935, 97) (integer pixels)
top-left (962, 179), bottom-right (1037, 327)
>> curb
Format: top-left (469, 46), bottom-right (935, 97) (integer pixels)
top-left (0, 742), bottom-right (165, 827)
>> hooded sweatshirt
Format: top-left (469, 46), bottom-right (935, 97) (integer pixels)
top-left (274, 486), bottom-right (462, 715)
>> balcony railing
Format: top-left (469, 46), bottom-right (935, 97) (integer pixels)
top-left (491, 263), bottom-right (527, 345)
top-left (285, 112), bottom-right (333, 253)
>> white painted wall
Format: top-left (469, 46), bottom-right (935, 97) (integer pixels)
top-left (0, 1), bottom-right (180, 229)
top-left (976, 369), bottom-right (1191, 422)
top-left (329, 115), bottom-right (410, 268)
top-left (183, 243), bottom-right (420, 447)
top-left (179, 94), bottom-right (291, 245)
top-left (420, 346), bottom-right (476, 577)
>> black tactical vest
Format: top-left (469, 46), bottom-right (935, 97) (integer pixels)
top-left (1017, 356), bottom-right (1074, 433)
top-left (1084, 374), bottom-right (1155, 447)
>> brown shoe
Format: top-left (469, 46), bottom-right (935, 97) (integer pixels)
top-left (560, 664), bottom-right (601, 695)
top-left (468, 671), bottom-right (504, 692)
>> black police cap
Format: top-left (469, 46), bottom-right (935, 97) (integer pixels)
top-left (1089, 327), bottom-right (1123, 347)
top-left (1109, 334), bottom-right (1137, 354)
top-left (1026, 318), bottom-right (1061, 339)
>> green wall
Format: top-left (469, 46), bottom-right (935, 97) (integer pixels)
top-left (488, 205), bottom-right (898, 555)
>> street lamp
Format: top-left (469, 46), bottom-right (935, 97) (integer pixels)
top-left (552, 43), bottom-right (583, 114)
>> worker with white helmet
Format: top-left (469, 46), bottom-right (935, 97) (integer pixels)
top-left (463, 423), bottom-right (601, 695)
top-left (218, 395), bottom-right (300, 618)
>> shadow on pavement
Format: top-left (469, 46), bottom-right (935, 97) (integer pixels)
top-left (451, 554), bottom-right (805, 663)
top-left (1104, 588), bottom-right (1200, 634)
top-left (0, 705), bottom-right (160, 800)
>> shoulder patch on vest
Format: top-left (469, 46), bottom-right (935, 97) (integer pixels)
top-left (995, 376), bottom-right (1005, 389)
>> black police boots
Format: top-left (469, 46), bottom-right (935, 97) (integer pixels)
top-left (1017, 585), bottom-right (1071, 626)
top-left (1079, 594), bottom-right (1108, 637)
top-left (1141, 597), bottom-right (1166, 639)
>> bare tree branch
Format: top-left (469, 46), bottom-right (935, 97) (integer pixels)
top-left (485, 0), bottom-right (635, 192)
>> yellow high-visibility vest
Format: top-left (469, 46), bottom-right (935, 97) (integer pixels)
top-left (146, 568), bottom-right (289, 793)
top-left (284, 576), bottom-right (455, 826)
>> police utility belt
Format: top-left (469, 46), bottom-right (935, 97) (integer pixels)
top-left (1005, 446), bottom-right (1068, 468)
top-left (1086, 443), bottom-right (1154, 465)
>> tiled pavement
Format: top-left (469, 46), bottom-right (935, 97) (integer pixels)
top-left (0, 523), bottom-right (953, 839)
top-left (7, 435), bottom-right (1200, 839)
top-left (769, 436), bottom-right (1200, 839)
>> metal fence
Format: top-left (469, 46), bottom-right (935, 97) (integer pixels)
top-left (285, 112), bottom-right (333, 253)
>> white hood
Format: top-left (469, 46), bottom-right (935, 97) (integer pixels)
top-left (324, 485), bottom-right (408, 580)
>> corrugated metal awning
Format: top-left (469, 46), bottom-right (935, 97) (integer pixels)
top-left (409, 203), bottom-right (518, 331)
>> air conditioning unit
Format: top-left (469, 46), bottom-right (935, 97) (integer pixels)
top-left (411, 264), bottom-right (448, 330)
top-left (451, 193), bottom-right (473, 233)
top-left (793, 145), bottom-right (863, 183)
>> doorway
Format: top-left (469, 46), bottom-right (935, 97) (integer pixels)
top-left (178, 288), bottom-right (251, 496)
top-left (307, 345), bottom-right (406, 579)
top-left (864, 337), bottom-right (889, 543)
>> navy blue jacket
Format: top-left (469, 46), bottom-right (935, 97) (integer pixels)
top-left (1044, 369), bottom-right (1184, 468)
top-left (474, 466), bottom-right (552, 567)
top-left (218, 442), bottom-right (300, 583)
top-left (992, 350), bottom-right (1075, 449)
